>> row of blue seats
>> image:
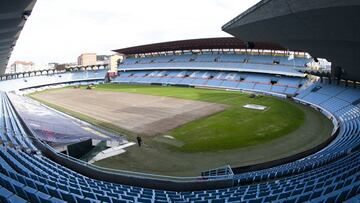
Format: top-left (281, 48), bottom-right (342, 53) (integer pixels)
top-left (113, 70), bottom-right (303, 95)
top-left (122, 53), bottom-right (310, 68)
top-left (0, 138), bottom-right (358, 203)
top-left (118, 61), bottom-right (303, 77)
top-left (0, 93), bottom-right (36, 151)
top-left (297, 84), bottom-right (360, 106)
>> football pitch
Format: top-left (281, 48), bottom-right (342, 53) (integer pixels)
top-left (29, 84), bottom-right (333, 176)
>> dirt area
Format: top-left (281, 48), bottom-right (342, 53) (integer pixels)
top-left (33, 89), bottom-right (227, 136)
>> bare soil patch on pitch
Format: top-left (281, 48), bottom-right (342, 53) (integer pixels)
top-left (32, 88), bottom-right (227, 136)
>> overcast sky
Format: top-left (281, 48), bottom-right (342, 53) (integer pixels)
top-left (10, 0), bottom-right (260, 65)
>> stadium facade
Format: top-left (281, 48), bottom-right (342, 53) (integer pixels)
top-left (0, 0), bottom-right (358, 202)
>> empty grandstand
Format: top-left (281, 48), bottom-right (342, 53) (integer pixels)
top-left (113, 38), bottom-right (311, 97)
top-left (0, 69), bottom-right (108, 92)
top-left (0, 81), bottom-right (359, 202)
top-left (0, 0), bottom-right (358, 202)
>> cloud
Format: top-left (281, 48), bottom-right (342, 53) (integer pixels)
top-left (10, 0), bottom-right (260, 65)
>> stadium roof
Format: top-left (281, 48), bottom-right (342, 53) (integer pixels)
top-left (113, 37), bottom-right (287, 55)
top-left (222, 0), bottom-right (360, 81)
top-left (0, 0), bottom-right (37, 75)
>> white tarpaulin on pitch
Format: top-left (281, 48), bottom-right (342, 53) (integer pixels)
top-left (243, 104), bottom-right (268, 111)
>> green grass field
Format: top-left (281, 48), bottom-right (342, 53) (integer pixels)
top-left (90, 84), bottom-right (304, 152)
top-left (29, 84), bottom-right (333, 176)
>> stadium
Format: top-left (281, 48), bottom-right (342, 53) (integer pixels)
top-left (0, 0), bottom-right (359, 203)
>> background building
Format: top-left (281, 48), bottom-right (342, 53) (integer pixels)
top-left (47, 62), bottom-right (58, 70)
top-left (8, 61), bottom-right (35, 74)
top-left (96, 55), bottom-right (110, 65)
top-left (77, 53), bottom-right (97, 66)
top-left (109, 54), bottom-right (123, 72)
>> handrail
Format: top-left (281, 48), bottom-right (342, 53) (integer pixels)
top-left (42, 138), bottom-right (232, 181)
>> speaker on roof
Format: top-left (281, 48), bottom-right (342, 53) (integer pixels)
top-left (334, 66), bottom-right (344, 79)
top-left (245, 42), bottom-right (255, 49)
